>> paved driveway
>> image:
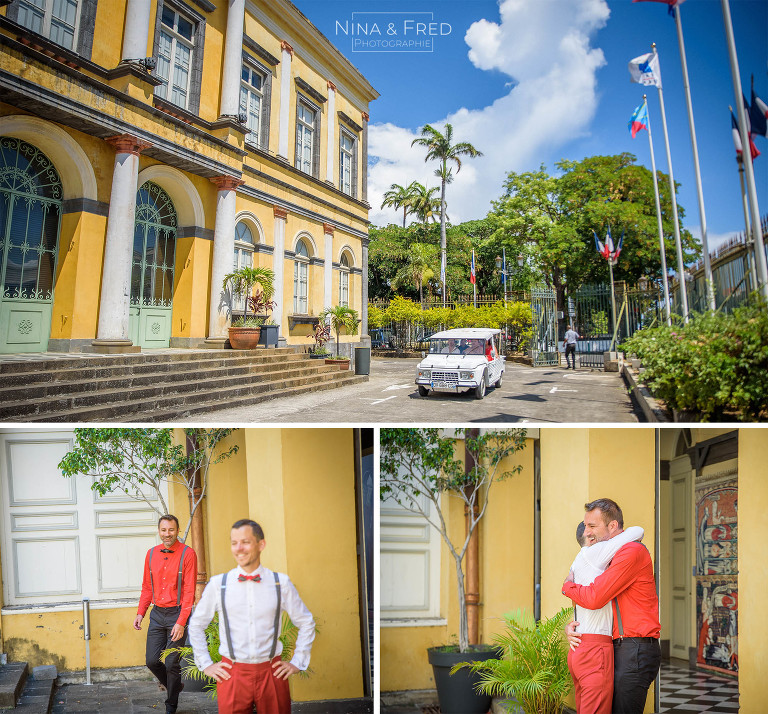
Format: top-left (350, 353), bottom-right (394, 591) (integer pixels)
top-left (199, 358), bottom-right (641, 423)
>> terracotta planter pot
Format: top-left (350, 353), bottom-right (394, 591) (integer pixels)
top-left (324, 358), bottom-right (350, 370)
top-left (228, 326), bottom-right (261, 350)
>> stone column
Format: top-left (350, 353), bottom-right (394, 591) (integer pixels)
top-left (121, 0), bottom-right (152, 61)
top-left (361, 235), bottom-right (369, 336)
top-left (206, 176), bottom-right (244, 346)
top-left (325, 81), bottom-right (336, 183)
top-left (219, 0), bottom-right (246, 118)
top-left (93, 134), bottom-right (150, 353)
top-left (272, 207), bottom-right (288, 341)
top-left (277, 41), bottom-right (293, 160)
top-left (323, 223), bottom-right (334, 309)
top-left (361, 112), bottom-right (369, 203)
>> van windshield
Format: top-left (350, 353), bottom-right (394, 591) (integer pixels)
top-left (429, 338), bottom-right (485, 356)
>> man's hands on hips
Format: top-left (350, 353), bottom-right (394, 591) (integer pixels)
top-left (272, 660), bottom-right (299, 680)
top-left (203, 661), bottom-right (232, 682)
top-left (133, 614), bottom-right (143, 631)
top-left (170, 623), bottom-right (185, 642)
top-left (565, 621), bottom-right (581, 651)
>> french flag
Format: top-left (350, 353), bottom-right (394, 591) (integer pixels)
top-left (629, 101), bottom-right (649, 138)
top-left (470, 250), bottom-right (476, 284)
top-left (632, 0), bottom-right (686, 17)
top-left (732, 111), bottom-right (760, 161)
top-left (750, 80), bottom-right (768, 137)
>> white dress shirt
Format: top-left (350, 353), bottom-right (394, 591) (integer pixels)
top-left (568, 526), bottom-right (644, 636)
top-left (188, 564), bottom-right (315, 671)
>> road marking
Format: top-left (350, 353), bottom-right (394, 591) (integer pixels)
top-left (550, 386), bottom-right (578, 394)
top-left (370, 395), bottom-right (398, 405)
top-left (383, 384), bottom-right (413, 391)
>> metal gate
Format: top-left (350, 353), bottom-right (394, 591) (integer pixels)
top-left (530, 287), bottom-right (558, 366)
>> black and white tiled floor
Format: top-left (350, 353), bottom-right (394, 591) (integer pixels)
top-left (659, 660), bottom-right (739, 713)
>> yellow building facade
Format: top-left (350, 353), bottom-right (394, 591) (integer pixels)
top-left (0, 427), bottom-right (373, 707)
top-left (0, 0), bottom-right (377, 354)
top-left (381, 427), bottom-right (768, 713)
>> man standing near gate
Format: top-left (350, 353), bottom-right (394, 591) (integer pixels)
top-left (134, 514), bottom-right (198, 714)
top-left (563, 325), bottom-right (580, 369)
top-left (188, 519), bottom-right (315, 714)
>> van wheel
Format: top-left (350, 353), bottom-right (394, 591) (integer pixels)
top-left (418, 385), bottom-right (429, 397)
top-left (495, 373), bottom-right (503, 388)
top-left (474, 374), bottom-right (486, 400)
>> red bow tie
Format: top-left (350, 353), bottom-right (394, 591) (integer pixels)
top-left (238, 574), bottom-right (261, 582)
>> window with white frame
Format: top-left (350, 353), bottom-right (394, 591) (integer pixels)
top-left (240, 63), bottom-right (264, 147)
top-left (339, 253), bottom-right (350, 307)
top-left (339, 130), bottom-right (355, 197)
top-left (293, 239), bottom-right (309, 314)
top-left (155, 4), bottom-right (195, 109)
top-left (295, 101), bottom-right (315, 175)
top-left (16, 0), bottom-right (81, 51)
top-left (232, 222), bottom-right (255, 312)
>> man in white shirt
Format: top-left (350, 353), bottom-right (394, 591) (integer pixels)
top-left (565, 521), bottom-right (644, 714)
top-left (563, 325), bottom-right (580, 369)
top-left (188, 519), bottom-right (315, 714)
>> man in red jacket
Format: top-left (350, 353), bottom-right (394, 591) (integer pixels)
top-left (134, 514), bottom-right (198, 714)
top-left (562, 498), bottom-right (661, 714)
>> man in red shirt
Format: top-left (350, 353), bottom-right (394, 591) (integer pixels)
top-left (562, 498), bottom-right (661, 714)
top-left (134, 514), bottom-right (198, 714)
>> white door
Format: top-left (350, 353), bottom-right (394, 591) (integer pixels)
top-left (670, 454), bottom-right (692, 661)
top-left (0, 430), bottom-right (164, 607)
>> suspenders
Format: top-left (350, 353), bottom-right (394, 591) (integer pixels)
top-left (613, 597), bottom-right (624, 639)
top-left (149, 545), bottom-right (189, 606)
top-left (219, 570), bottom-right (282, 662)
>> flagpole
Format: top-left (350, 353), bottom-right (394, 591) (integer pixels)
top-left (608, 257), bottom-right (618, 351)
top-left (502, 247), bottom-right (508, 307)
top-left (674, 5), bottom-right (716, 311)
top-left (736, 154), bottom-right (759, 292)
top-left (721, 0), bottom-right (768, 302)
top-left (652, 43), bottom-right (690, 321)
top-left (643, 95), bottom-right (673, 325)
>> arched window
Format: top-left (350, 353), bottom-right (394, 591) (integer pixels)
top-left (232, 221), bottom-right (255, 312)
top-left (339, 252), bottom-right (350, 307)
top-left (293, 238), bottom-right (309, 314)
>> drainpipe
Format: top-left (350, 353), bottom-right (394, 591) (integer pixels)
top-left (186, 432), bottom-right (208, 601)
top-left (464, 429), bottom-right (480, 645)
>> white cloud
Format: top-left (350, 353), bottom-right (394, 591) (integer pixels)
top-left (368, 0), bottom-right (610, 227)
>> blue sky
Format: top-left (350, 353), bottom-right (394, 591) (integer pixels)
top-left (294, 0), bottom-right (767, 251)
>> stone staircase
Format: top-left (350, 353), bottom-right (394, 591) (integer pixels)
top-left (0, 663), bottom-right (56, 713)
top-left (0, 348), bottom-right (367, 422)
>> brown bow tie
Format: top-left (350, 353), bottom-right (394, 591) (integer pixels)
top-left (238, 574), bottom-right (261, 582)
top-left (160, 548), bottom-right (173, 553)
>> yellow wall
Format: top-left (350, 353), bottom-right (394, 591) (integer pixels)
top-left (2, 606), bottom-right (144, 670)
top-left (736, 429), bottom-right (768, 711)
top-left (381, 437), bottom-right (535, 692)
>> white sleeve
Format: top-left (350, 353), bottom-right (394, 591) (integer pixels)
top-left (280, 575), bottom-right (316, 671)
top-left (583, 526), bottom-right (644, 571)
top-left (188, 577), bottom-right (219, 672)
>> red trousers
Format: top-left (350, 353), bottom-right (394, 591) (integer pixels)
top-left (217, 657), bottom-right (291, 714)
top-left (567, 634), bottom-right (614, 714)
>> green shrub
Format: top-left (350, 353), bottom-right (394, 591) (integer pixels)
top-left (622, 301), bottom-right (768, 421)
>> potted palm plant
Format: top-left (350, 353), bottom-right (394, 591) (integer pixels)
top-left (455, 607), bottom-right (573, 714)
top-left (222, 266), bottom-right (274, 350)
top-left (380, 429), bottom-right (528, 714)
top-left (318, 305), bottom-right (359, 370)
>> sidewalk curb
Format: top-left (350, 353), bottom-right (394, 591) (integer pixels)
top-left (622, 364), bottom-right (669, 423)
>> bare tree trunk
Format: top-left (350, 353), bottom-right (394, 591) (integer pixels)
top-left (454, 554), bottom-right (469, 652)
top-left (185, 433), bottom-right (207, 602)
top-left (440, 172), bottom-right (447, 307)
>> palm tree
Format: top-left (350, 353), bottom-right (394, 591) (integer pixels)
top-left (411, 124), bottom-right (482, 304)
top-left (319, 304), bottom-right (360, 357)
top-left (381, 181), bottom-right (418, 227)
top-left (409, 183), bottom-right (442, 224)
top-left (391, 242), bottom-right (437, 305)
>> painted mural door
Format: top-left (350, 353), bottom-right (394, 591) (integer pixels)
top-left (0, 430), bottom-right (163, 608)
top-left (128, 182), bottom-right (176, 348)
top-left (0, 137), bottom-right (61, 353)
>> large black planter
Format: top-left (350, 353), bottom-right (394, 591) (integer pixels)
top-left (259, 324), bottom-right (279, 348)
top-left (427, 645), bottom-right (499, 714)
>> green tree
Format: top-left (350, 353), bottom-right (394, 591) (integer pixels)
top-left (409, 182), bottom-right (442, 224)
top-left (391, 242), bottom-right (438, 305)
top-left (59, 429), bottom-right (238, 541)
top-left (381, 181), bottom-right (419, 227)
top-left (380, 428), bottom-right (527, 652)
top-left (319, 304), bottom-right (360, 356)
top-left (412, 124), bottom-right (483, 302)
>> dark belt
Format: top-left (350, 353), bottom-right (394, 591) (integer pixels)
top-left (613, 636), bottom-right (658, 644)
